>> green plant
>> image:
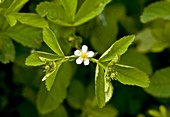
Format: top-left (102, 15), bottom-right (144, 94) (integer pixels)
top-left (0, 0), bottom-right (170, 117)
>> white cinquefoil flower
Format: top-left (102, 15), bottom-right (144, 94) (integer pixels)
top-left (74, 45), bottom-right (94, 66)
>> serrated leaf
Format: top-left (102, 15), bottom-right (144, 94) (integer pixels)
top-left (145, 67), bottom-right (170, 98)
top-left (99, 35), bottom-right (135, 62)
top-left (7, 23), bottom-right (42, 48)
top-left (141, 1), bottom-right (170, 23)
top-left (37, 62), bottom-right (75, 114)
top-left (120, 48), bottom-right (152, 75)
top-left (95, 64), bottom-right (105, 108)
top-left (0, 37), bottom-right (15, 64)
top-left (115, 64), bottom-right (150, 88)
top-left (60, 0), bottom-right (77, 21)
top-left (25, 51), bottom-right (45, 66)
top-left (5, 0), bottom-right (29, 14)
top-left (25, 51), bottom-right (61, 66)
top-left (43, 28), bottom-right (64, 56)
top-left (44, 63), bottom-right (61, 91)
top-left (36, 1), bottom-right (71, 26)
top-left (15, 13), bottom-right (48, 28)
top-left (74, 0), bottom-right (111, 26)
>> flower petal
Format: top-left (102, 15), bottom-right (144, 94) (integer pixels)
top-left (84, 58), bottom-right (90, 66)
top-left (87, 51), bottom-right (94, 57)
top-left (74, 50), bottom-right (81, 56)
top-left (82, 45), bottom-right (88, 52)
top-left (76, 57), bottom-right (83, 64)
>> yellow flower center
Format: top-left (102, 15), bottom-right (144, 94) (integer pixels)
top-left (80, 52), bottom-right (87, 59)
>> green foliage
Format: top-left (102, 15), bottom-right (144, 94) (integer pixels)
top-left (136, 20), bottom-right (170, 53)
top-left (1, 0), bottom-right (170, 117)
top-left (25, 51), bottom-right (45, 66)
top-left (141, 1), bottom-right (170, 23)
top-left (0, 16), bottom-right (42, 63)
top-left (95, 64), bottom-right (105, 108)
top-left (99, 35), bottom-right (135, 62)
top-left (74, 0), bottom-right (111, 26)
top-left (37, 62), bottom-right (75, 114)
top-left (42, 105), bottom-right (68, 117)
top-left (60, 0), bottom-right (77, 21)
top-left (148, 105), bottom-right (167, 117)
top-left (5, 0), bottom-right (29, 14)
top-left (43, 28), bottom-right (64, 56)
top-left (15, 13), bottom-right (49, 28)
top-left (36, 0), bottom-right (111, 26)
top-left (82, 105), bottom-right (118, 117)
top-left (115, 64), bottom-right (150, 88)
top-left (90, 5), bottom-right (118, 54)
top-left (67, 79), bottom-right (86, 109)
top-left (8, 24), bottom-right (42, 48)
top-left (145, 67), bottom-right (170, 98)
top-left (25, 51), bottom-right (61, 66)
top-left (0, 37), bottom-right (15, 63)
top-left (119, 49), bottom-right (152, 75)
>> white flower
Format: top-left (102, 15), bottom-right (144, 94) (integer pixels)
top-left (74, 45), bottom-right (94, 66)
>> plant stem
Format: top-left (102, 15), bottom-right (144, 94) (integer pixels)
top-left (90, 58), bottom-right (106, 69)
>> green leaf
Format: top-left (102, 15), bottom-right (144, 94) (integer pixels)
top-left (0, 16), bottom-right (9, 30)
top-left (0, 37), bottom-right (15, 63)
top-left (37, 62), bottom-right (75, 114)
top-left (25, 51), bottom-right (46, 66)
top-left (36, 51), bottom-right (62, 61)
top-left (148, 110), bottom-right (161, 117)
top-left (67, 80), bottom-right (85, 109)
top-left (91, 6), bottom-right (118, 54)
top-left (60, 0), bottom-right (77, 21)
top-left (44, 63), bottom-right (61, 91)
top-left (95, 64), bottom-right (105, 108)
top-left (87, 105), bottom-right (118, 117)
top-left (141, 1), bottom-right (170, 23)
top-left (7, 23), bottom-right (42, 48)
top-left (15, 13), bottom-right (49, 28)
top-left (104, 80), bottom-right (114, 103)
top-left (5, 14), bottom-right (17, 27)
top-left (25, 51), bottom-right (61, 66)
top-left (43, 28), bottom-right (64, 56)
top-left (145, 67), bottom-right (170, 98)
top-left (0, 0), bottom-right (13, 11)
top-left (115, 64), bottom-right (150, 88)
top-left (148, 105), bottom-right (167, 117)
top-left (99, 35), bottom-right (135, 62)
top-left (42, 105), bottom-right (68, 117)
top-left (74, 0), bottom-right (111, 26)
top-left (136, 28), bottom-right (156, 53)
top-left (36, 0), bottom-right (111, 26)
top-left (120, 48), bottom-right (153, 75)
top-left (136, 26), bottom-right (170, 53)
top-left (36, 1), bottom-right (71, 26)
top-left (5, 0), bottom-right (29, 14)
